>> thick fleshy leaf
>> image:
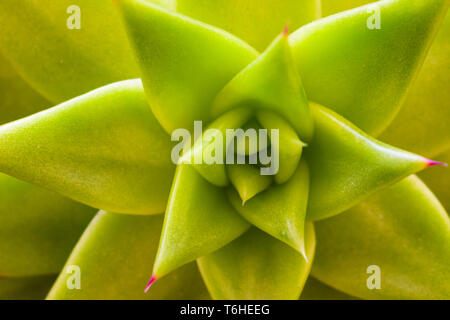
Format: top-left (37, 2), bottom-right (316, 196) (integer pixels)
top-left (0, 53), bottom-right (50, 125)
top-left (0, 174), bottom-right (95, 277)
top-left (322, 0), bottom-right (374, 16)
top-left (0, 79), bottom-right (175, 215)
top-left (419, 148), bottom-right (450, 212)
top-left (47, 211), bottom-right (210, 300)
top-left (256, 110), bottom-right (306, 184)
top-left (234, 119), bottom-right (268, 156)
top-left (312, 175), bottom-right (450, 299)
top-left (379, 11), bottom-right (450, 157)
top-left (228, 160), bottom-right (309, 256)
top-left (181, 108), bottom-right (253, 186)
top-left (0, 0), bottom-right (138, 103)
top-left (0, 275), bottom-right (57, 300)
top-left (212, 31), bottom-right (314, 142)
top-left (300, 277), bottom-right (358, 300)
top-left (227, 164), bottom-right (273, 204)
top-left (114, 0), bottom-right (258, 133)
top-left (151, 164), bottom-right (250, 280)
top-left (306, 103), bottom-right (434, 221)
top-left (197, 223), bottom-right (315, 300)
top-left (290, 0), bottom-right (449, 136)
top-left (176, 0), bottom-right (320, 51)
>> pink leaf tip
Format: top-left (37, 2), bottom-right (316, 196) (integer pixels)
top-left (144, 275), bottom-right (158, 293)
top-left (282, 24), bottom-right (290, 37)
top-left (425, 159), bottom-right (448, 168)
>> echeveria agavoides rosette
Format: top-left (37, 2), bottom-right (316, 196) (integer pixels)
top-left (0, 0), bottom-right (448, 300)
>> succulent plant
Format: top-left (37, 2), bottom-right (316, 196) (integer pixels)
top-left (0, 0), bottom-right (449, 300)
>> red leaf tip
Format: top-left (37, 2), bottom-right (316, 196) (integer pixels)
top-left (282, 24), bottom-right (290, 37)
top-left (425, 159), bottom-right (448, 168)
top-left (144, 275), bottom-right (158, 293)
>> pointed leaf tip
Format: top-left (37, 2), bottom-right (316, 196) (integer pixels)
top-left (144, 275), bottom-right (158, 293)
top-left (426, 159), bottom-right (448, 167)
top-left (283, 24), bottom-right (290, 37)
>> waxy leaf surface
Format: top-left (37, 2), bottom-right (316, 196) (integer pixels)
top-left (0, 54), bottom-right (50, 125)
top-left (0, 174), bottom-right (95, 277)
top-left (0, 79), bottom-right (174, 215)
top-left (257, 110), bottom-right (305, 184)
top-left (114, 0), bottom-right (258, 133)
top-left (228, 160), bottom-right (309, 256)
top-left (227, 164), bottom-right (273, 204)
top-left (312, 175), bottom-right (450, 299)
top-left (212, 33), bottom-right (314, 142)
top-left (197, 224), bottom-right (315, 300)
top-left (0, 0), bottom-right (138, 103)
top-left (306, 103), bottom-right (431, 221)
top-left (176, 0), bottom-right (320, 51)
top-left (380, 11), bottom-right (450, 157)
top-left (47, 212), bottom-right (210, 300)
top-left (290, 0), bottom-right (449, 136)
top-left (152, 164), bottom-right (250, 278)
top-left (182, 108), bottom-right (253, 187)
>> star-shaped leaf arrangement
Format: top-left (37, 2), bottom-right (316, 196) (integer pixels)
top-left (0, 0), bottom-right (448, 300)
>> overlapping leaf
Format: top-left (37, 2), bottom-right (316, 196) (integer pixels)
top-left (306, 103), bottom-right (433, 221)
top-left (47, 211), bottom-right (210, 300)
top-left (312, 175), bottom-right (450, 299)
top-left (228, 160), bottom-right (309, 256)
top-left (0, 0), bottom-right (138, 102)
top-left (227, 164), bottom-right (273, 204)
top-left (290, 0), bottom-right (449, 136)
top-left (0, 54), bottom-right (50, 125)
top-left (380, 11), bottom-right (450, 157)
top-left (197, 224), bottom-right (315, 300)
top-left (211, 32), bottom-right (314, 142)
top-left (152, 164), bottom-right (250, 279)
top-left (176, 0), bottom-right (320, 51)
top-left (0, 174), bottom-right (95, 277)
top-left (114, 0), bottom-right (258, 133)
top-left (0, 79), bottom-right (175, 214)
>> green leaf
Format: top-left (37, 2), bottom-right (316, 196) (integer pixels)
top-left (211, 31), bottom-right (314, 142)
top-left (256, 110), bottom-right (306, 184)
top-left (152, 164), bottom-right (250, 279)
top-left (0, 174), bottom-right (95, 277)
top-left (228, 160), bottom-right (309, 256)
top-left (234, 119), bottom-right (267, 156)
top-left (306, 103), bottom-right (433, 221)
top-left (0, 79), bottom-right (175, 215)
top-left (300, 277), bottom-right (358, 300)
top-left (321, 0), bottom-right (374, 17)
top-left (0, 0), bottom-right (138, 103)
top-left (114, 0), bottom-right (258, 133)
top-left (290, 0), bottom-right (449, 136)
top-left (181, 108), bottom-right (253, 187)
top-left (312, 175), bottom-right (450, 299)
top-left (0, 53), bottom-right (50, 125)
top-left (0, 275), bottom-right (57, 300)
top-left (379, 11), bottom-right (450, 157)
top-left (47, 211), bottom-right (210, 300)
top-left (175, 0), bottom-right (320, 51)
top-left (227, 164), bottom-right (273, 204)
top-left (419, 148), bottom-right (450, 212)
top-left (197, 223), bottom-right (315, 300)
